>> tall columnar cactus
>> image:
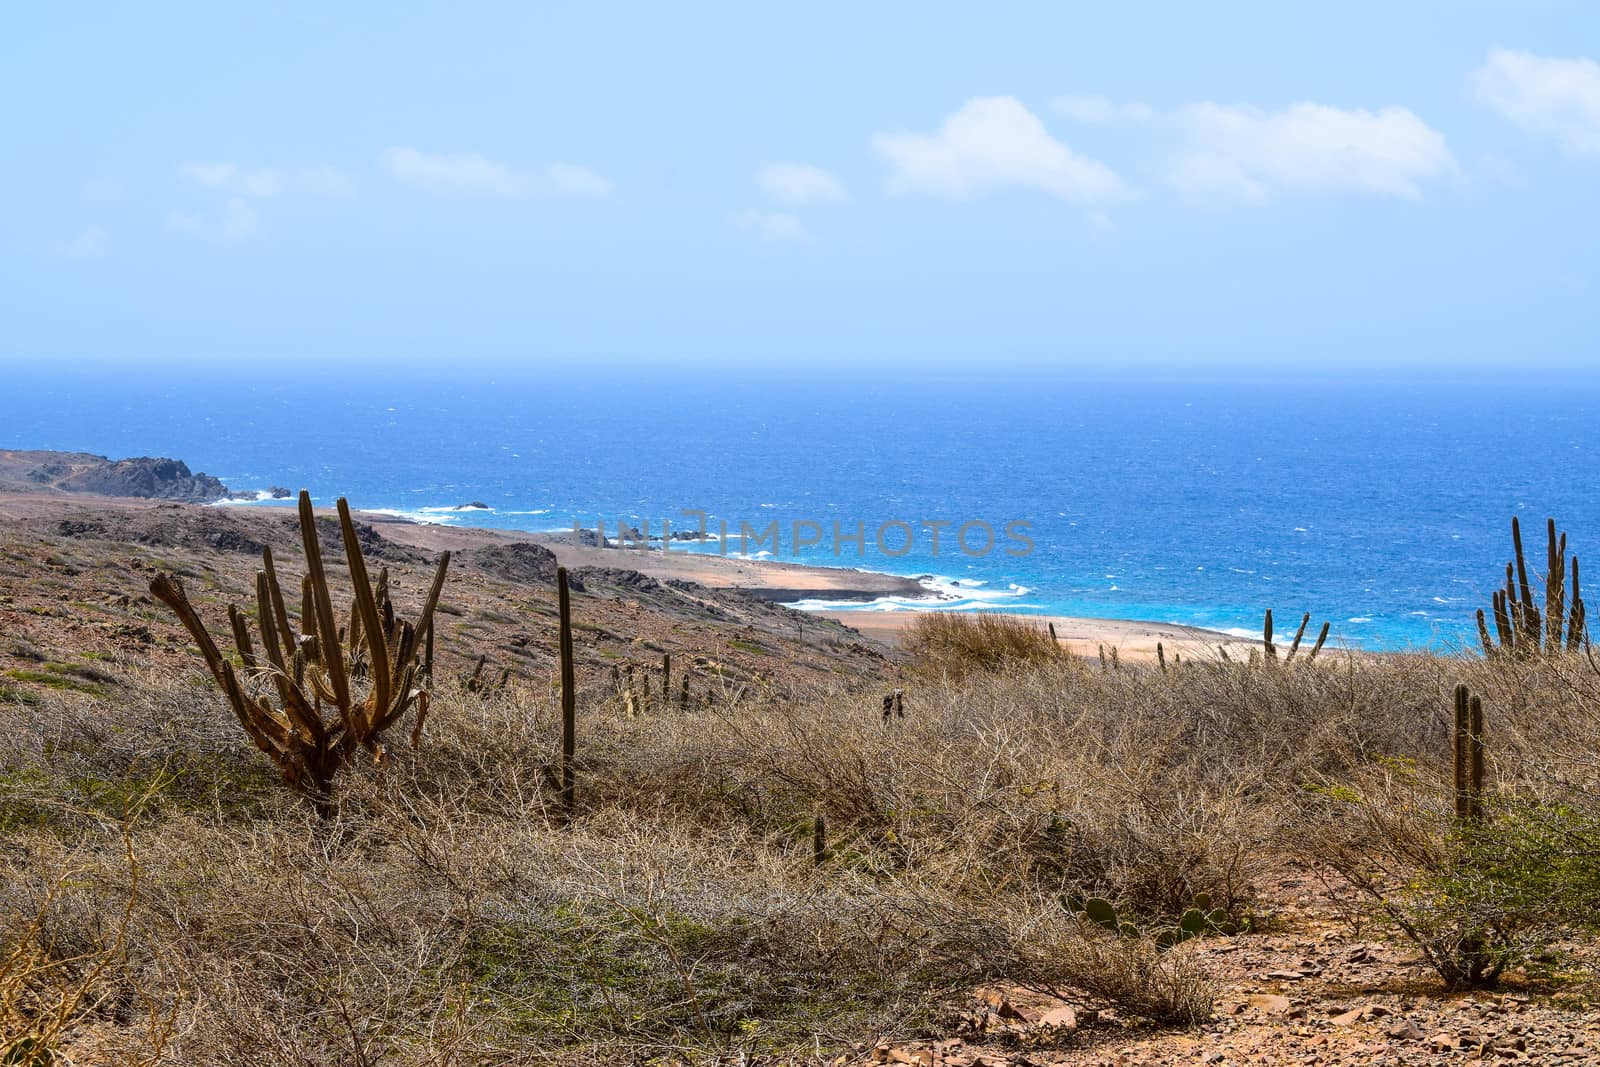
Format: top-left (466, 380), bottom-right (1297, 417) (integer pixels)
top-left (150, 491), bottom-right (450, 815)
top-left (557, 565), bottom-right (577, 826)
top-left (1477, 517), bottom-right (1586, 658)
top-left (1452, 684), bottom-right (1486, 822)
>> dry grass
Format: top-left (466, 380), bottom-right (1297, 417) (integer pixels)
top-left (2, 641), bottom-right (1599, 1062)
top-left (903, 612), bottom-right (1062, 677)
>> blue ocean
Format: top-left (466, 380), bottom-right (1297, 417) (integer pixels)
top-left (5, 366), bottom-right (1597, 651)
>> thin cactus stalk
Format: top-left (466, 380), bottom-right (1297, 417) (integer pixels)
top-left (1569, 558), bottom-right (1586, 653)
top-left (1262, 609), bottom-right (1276, 661)
top-left (424, 618), bottom-right (435, 678)
top-left (1284, 612), bottom-right (1310, 661)
top-left (1156, 642), bottom-right (1166, 672)
top-left (149, 490), bottom-right (449, 816)
top-left (466, 654), bottom-right (488, 692)
top-left (1452, 684), bottom-right (1486, 822)
top-left (558, 565), bottom-right (577, 826)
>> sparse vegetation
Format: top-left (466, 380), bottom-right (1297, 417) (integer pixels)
top-left (3, 510), bottom-right (1600, 1063)
top-left (904, 611), bottom-right (1062, 676)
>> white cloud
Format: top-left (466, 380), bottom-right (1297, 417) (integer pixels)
top-left (61, 226), bottom-right (107, 260)
top-left (1053, 95), bottom-right (1154, 123)
top-left (873, 96), bottom-right (1129, 205)
top-left (732, 209), bottom-right (811, 243)
top-left (1470, 48), bottom-right (1600, 156)
top-left (168, 198), bottom-right (258, 244)
top-left (379, 148), bottom-right (612, 197)
top-left (1169, 102), bottom-right (1455, 202)
top-left (756, 162), bottom-right (848, 204)
top-left (182, 162), bottom-right (353, 197)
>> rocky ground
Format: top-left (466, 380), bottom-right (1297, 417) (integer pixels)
top-left (861, 868), bottom-right (1598, 1066)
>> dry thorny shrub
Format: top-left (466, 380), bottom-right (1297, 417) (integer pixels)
top-left (903, 612), bottom-right (1061, 678)
top-left (1, 787), bottom-right (176, 1066)
top-left (1291, 651), bottom-right (1600, 988)
top-left (2, 642), bottom-right (1599, 1061)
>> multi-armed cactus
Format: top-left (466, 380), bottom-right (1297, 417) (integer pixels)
top-left (1261, 609), bottom-right (1330, 664)
top-left (1477, 517), bottom-right (1586, 658)
top-left (150, 491), bottom-right (450, 814)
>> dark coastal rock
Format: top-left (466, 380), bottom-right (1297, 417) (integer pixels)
top-left (55, 519), bottom-right (108, 539)
top-left (46, 508), bottom-right (263, 555)
top-left (308, 516), bottom-right (429, 564)
top-left (570, 566), bottom-right (657, 595)
top-left (268, 486), bottom-right (292, 499)
top-left (59, 457), bottom-right (228, 502)
top-left (0, 449), bottom-right (233, 503)
top-left (133, 513), bottom-right (265, 555)
top-left (466, 542), bottom-right (564, 586)
top-left (460, 501), bottom-right (490, 510)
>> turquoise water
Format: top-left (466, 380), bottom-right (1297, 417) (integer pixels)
top-left (4, 366), bottom-right (1597, 650)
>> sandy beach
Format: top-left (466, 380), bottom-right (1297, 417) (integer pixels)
top-left (811, 608), bottom-right (1257, 659)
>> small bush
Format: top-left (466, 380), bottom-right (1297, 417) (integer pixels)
top-left (905, 612), bottom-right (1061, 677)
top-left (1024, 920), bottom-right (1215, 1025)
top-left (1297, 763), bottom-right (1600, 989)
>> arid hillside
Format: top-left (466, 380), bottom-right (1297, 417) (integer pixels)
top-left (2, 495), bottom-right (1599, 1066)
top-left (0, 493), bottom-right (897, 712)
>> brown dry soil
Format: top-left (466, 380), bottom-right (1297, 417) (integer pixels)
top-left (3, 493), bottom-right (1597, 1065)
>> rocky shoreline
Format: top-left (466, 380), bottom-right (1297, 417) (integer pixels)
top-left (0, 450), bottom-right (1237, 648)
top-left (0, 449), bottom-right (235, 503)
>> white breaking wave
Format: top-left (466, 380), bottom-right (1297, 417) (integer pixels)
top-left (208, 489), bottom-right (294, 507)
top-left (359, 507), bottom-right (462, 526)
top-left (787, 575), bottom-right (1035, 614)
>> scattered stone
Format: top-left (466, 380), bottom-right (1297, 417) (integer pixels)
top-left (1244, 994), bottom-right (1293, 1015)
top-left (1385, 1019), bottom-right (1425, 1042)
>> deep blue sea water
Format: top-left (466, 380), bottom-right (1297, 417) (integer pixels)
top-left (4, 366), bottom-right (1598, 651)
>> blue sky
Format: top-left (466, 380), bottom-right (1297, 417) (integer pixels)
top-left (4, 2), bottom-right (1599, 372)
